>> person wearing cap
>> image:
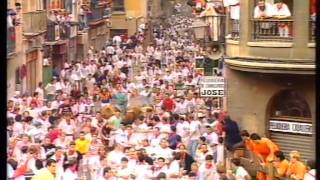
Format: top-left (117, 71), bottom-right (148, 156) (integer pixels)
top-left (286, 151), bottom-right (307, 180)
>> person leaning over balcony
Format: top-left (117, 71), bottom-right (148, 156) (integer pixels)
top-left (254, 0), bottom-right (275, 34)
top-left (272, 0), bottom-right (291, 37)
top-left (254, 0), bottom-right (274, 19)
top-left (286, 151), bottom-right (307, 180)
top-left (223, 0), bottom-right (240, 38)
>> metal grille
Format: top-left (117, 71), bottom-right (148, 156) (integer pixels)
top-left (270, 132), bottom-right (315, 161)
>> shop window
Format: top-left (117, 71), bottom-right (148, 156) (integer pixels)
top-left (270, 90), bottom-right (311, 119)
top-left (252, 0), bottom-right (293, 41)
top-left (112, 0), bottom-right (125, 12)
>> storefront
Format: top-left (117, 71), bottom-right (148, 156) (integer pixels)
top-left (267, 89), bottom-right (314, 161)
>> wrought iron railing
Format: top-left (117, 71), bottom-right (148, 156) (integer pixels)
top-left (112, 6), bottom-right (125, 12)
top-left (22, 10), bottom-right (47, 34)
top-left (310, 17), bottom-right (315, 42)
top-left (229, 19), bottom-right (240, 40)
top-left (88, 6), bottom-right (104, 23)
top-left (7, 27), bottom-right (16, 55)
top-left (252, 19), bottom-right (293, 41)
top-left (204, 15), bottom-right (226, 43)
top-left (46, 21), bottom-right (72, 41)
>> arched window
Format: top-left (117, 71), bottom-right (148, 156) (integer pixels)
top-left (270, 90), bottom-right (311, 119)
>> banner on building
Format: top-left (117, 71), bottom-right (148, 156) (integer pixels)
top-left (199, 76), bottom-right (225, 97)
top-left (269, 120), bottom-right (312, 135)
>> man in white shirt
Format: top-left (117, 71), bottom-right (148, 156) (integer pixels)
top-left (62, 159), bottom-right (78, 180)
top-left (230, 158), bottom-right (251, 180)
top-left (254, 0), bottom-right (274, 19)
top-left (273, 0), bottom-right (291, 37)
top-left (153, 157), bottom-right (169, 178)
top-left (107, 143), bottom-right (126, 167)
top-left (115, 157), bottom-right (134, 180)
top-left (188, 115), bottom-right (201, 157)
top-left (152, 139), bottom-right (173, 161)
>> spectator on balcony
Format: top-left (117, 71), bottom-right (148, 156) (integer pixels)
top-left (7, 9), bottom-right (17, 28)
top-left (254, 1), bottom-right (275, 36)
top-left (254, 1), bottom-right (274, 19)
top-left (272, 0), bottom-right (291, 37)
top-left (223, 0), bottom-right (240, 39)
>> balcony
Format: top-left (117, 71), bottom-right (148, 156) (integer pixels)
top-left (309, 17), bottom-right (315, 42)
top-left (46, 22), bottom-right (75, 42)
top-left (22, 10), bottom-right (47, 36)
top-left (7, 27), bottom-right (16, 56)
top-left (227, 19), bottom-right (240, 40)
top-left (252, 19), bottom-right (293, 42)
top-left (112, 6), bottom-right (125, 12)
top-left (88, 5), bottom-right (105, 24)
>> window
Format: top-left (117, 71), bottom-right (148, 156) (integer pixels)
top-left (112, 0), bottom-right (125, 12)
top-left (270, 90), bottom-right (311, 119)
top-left (252, 0), bottom-right (293, 41)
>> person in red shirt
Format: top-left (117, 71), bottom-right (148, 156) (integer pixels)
top-left (161, 94), bottom-right (176, 112)
top-left (47, 126), bottom-right (62, 143)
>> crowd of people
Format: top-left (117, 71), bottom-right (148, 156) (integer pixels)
top-left (7, 12), bottom-right (315, 180)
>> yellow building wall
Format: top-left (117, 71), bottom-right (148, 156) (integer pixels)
top-left (110, 0), bottom-right (147, 36)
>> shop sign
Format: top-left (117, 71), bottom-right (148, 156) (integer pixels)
top-left (269, 120), bottom-right (312, 135)
top-left (199, 77), bottom-right (225, 97)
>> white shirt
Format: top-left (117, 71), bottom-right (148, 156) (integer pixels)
top-left (223, 0), bottom-right (240, 20)
top-left (273, 3), bottom-right (291, 17)
top-left (235, 166), bottom-right (250, 179)
top-left (133, 163), bottom-right (153, 180)
top-left (62, 168), bottom-right (78, 180)
top-left (254, 3), bottom-right (274, 18)
top-left (152, 146), bottom-right (173, 160)
top-left (116, 166), bottom-right (134, 180)
top-left (304, 169), bottom-right (316, 180)
top-left (107, 150), bottom-right (126, 167)
top-left (168, 160), bottom-right (180, 177)
top-left (190, 120), bottom-right (201, 140)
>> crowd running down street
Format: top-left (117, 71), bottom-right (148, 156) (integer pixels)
top-left (7, 13), bottom-right (315, 180)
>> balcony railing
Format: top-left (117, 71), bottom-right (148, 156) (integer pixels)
top-left (112, 6), bottom-right (125, 12)
top-left (252, 19), bottom-right (293, 41)
top-left (22, 10), bottom-right (47, 34)
top-left (88, 5), bottom-right (104, 24)
top-left (7, 27), bottom-right (16, 55)
top-left (46, 21), bottom-right (73, 41)
top-left (310, 17), bottom-right (315, 42)
top-left (228, 19), bottom-right (240, 40)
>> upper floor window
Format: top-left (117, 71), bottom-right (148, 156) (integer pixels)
top-left (270, 90), bottom-right (311, 119)
top-left (252, 0), bottom-right (293, 41)
top-left (112, 0), bottom-right (125, 12)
